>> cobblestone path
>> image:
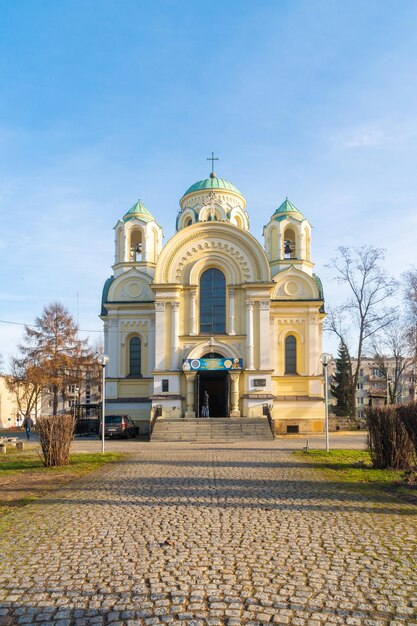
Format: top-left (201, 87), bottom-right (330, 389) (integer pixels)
top-left (0, 443), bottom-right (416, 626)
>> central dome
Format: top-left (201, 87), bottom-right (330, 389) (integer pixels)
top-left (182, 174), bottom-right (242, 198)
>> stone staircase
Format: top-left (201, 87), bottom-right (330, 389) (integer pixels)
top-left (151, 417), bottom-right (274, 442)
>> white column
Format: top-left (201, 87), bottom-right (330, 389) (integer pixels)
top-left (190, 289), bottom-right (197, 335)
top-left (155, 302), bottom-right (166, 371)
top-left (259, 300), bottom-right (271, 370)
top-left (228, 288), bottom-right (236, 335)
top-left (185, 372), bottom-right (196, 418)
top-left (229, 372), bottom-right (241, 417)
top-left (246, 301), bottom-right (255, 370)
top-left (171, 301), bottom-right (180, 370)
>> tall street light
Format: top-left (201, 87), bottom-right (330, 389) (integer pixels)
top-left (320, 352), bottom-right (333, 453)
top-left (98, 354), bottom-right (109, 453)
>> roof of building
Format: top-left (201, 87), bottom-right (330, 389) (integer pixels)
top-left (182, 173), bottom-right (243, 198)
top-left (123, 200), bottom-right (154, 222)
top-left (273, 198), bottom-right (304, 221)
top-left (101, 276), bottom-right (114, 315)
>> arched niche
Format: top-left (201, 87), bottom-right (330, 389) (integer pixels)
top-left (128, 226), bottom-right (144, 262)
top-left (279, 329), bottom-right (305, 375)
top-left (178, 208), bottom-right (196, 230)
top-left (199, 205), bottom-right (227, 222)
top-left (283, 226), bottom-right (297, 259)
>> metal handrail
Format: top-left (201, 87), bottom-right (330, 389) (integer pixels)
top-left (263, 403), bottom-right (275, 437)
top-left (150, 404), bottom-right (162, 436)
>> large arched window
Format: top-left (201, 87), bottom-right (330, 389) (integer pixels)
top-left (129, 337), bottom-right (141, 376)
top-left (199, 268), bottom-right (226, 334)
top-left (285, 335), bottom-right (297, 374)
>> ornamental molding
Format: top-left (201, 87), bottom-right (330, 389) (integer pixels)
top-left (182, 192), bottom-right (243, 211)
top-left (155, 302), bottom-right (165, 312)
top-left (121, 320), bottom-right (149, 346)
top-left (259, 300), bottom-right (271, 310)
top-left (165, 232), bottom-right (262, 282)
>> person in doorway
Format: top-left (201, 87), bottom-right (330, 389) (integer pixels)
top-left (23, 415), bottom-right (34, 440)
top-left (201, 391), bottom-right (210, 418)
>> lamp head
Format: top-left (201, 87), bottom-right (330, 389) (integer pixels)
top-left (97, 354), bottom-right (109, 367)
top-left (320, 352), bottom-right (332, 366)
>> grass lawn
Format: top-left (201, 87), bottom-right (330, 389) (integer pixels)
top-left (0, 448), bottom-right (123, 518)
top-left (294, 449), bottom-right (416, 501)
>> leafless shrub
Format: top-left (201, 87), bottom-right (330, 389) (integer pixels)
top-left (396, 403), bottom-right (417, 457)
top-left (36, 414), bottom-right (75, 467)
top-left (366, 406), bottom-right (414, 469)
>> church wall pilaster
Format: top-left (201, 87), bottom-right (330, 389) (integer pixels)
top-left (259, 300), bottom-right (271, 370)
top-left (245, 301), bottom-right (255, 370)
top-left (171, 301), bottom-right (180, 370)
top-left (154, 302), bottom-right (166, 370)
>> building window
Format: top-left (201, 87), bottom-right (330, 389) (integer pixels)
top-left (199, 268), bottom-right (226, 334)
top-left (129, 337), bottom-right (141, 376)
top-left (357, 383), bottom-right (363, 390)
top-left (285, 335), bottom-right (297, 374)
top-left (162, 379), bottom-right (169, 392)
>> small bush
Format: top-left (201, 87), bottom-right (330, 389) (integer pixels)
top-left (396, 402), bottom-right (417, 456)
top-left (36, 414), bottom-right (75, 467)
top-left (365, 406), bottom-right (414, 470)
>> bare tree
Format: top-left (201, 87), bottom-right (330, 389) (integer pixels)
top-left (403, 268), bottom-right (417, 358)
top-left (326, 246), bottom-right (397, 411)
top-left (5, 355), bottom-right (46, 419)
top-left (371, 320), bottom-right (412, 404)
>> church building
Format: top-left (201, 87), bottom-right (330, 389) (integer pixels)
top-left (101, 164), bottom-right (326, 435)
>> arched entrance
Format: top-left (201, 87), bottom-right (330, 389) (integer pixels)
top-left (197, 353), bottom-right (229, 418)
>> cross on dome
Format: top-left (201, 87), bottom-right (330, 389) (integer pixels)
top-left (206, 151), bottom-right (219, 178)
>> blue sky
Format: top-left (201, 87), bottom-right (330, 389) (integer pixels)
top-left (1, 0), bottom-right (417, 362)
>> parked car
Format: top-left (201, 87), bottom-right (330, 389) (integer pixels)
top-left (99, 415), bottom-right (136, 439)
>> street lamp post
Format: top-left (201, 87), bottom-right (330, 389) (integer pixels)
top-left (97, 354), bottom-right (109, 453)
top-left (73, 386), bottom-right (79, 419)
top-left (386, 374), bottom-right (392, 405)
top-left (320, 353), bottom-right (333, 453)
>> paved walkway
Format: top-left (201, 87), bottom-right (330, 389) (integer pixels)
top-left (0, 443), bottom-right (416, 625)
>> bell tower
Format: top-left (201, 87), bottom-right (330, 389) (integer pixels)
top-left (113, 200), bottom-right (163, 278)
top-left (263, 198), bottom-right (313, 277)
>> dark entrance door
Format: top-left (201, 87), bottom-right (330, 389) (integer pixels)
top-left (198, 371), bottom-right (229, 417)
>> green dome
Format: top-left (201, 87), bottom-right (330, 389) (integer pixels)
top-left (123, 199), bottom-right (154, 222)
top-left (182, 174), bottom-right (242, 198)
top-left (273, 198), bottom-right (304, 221)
